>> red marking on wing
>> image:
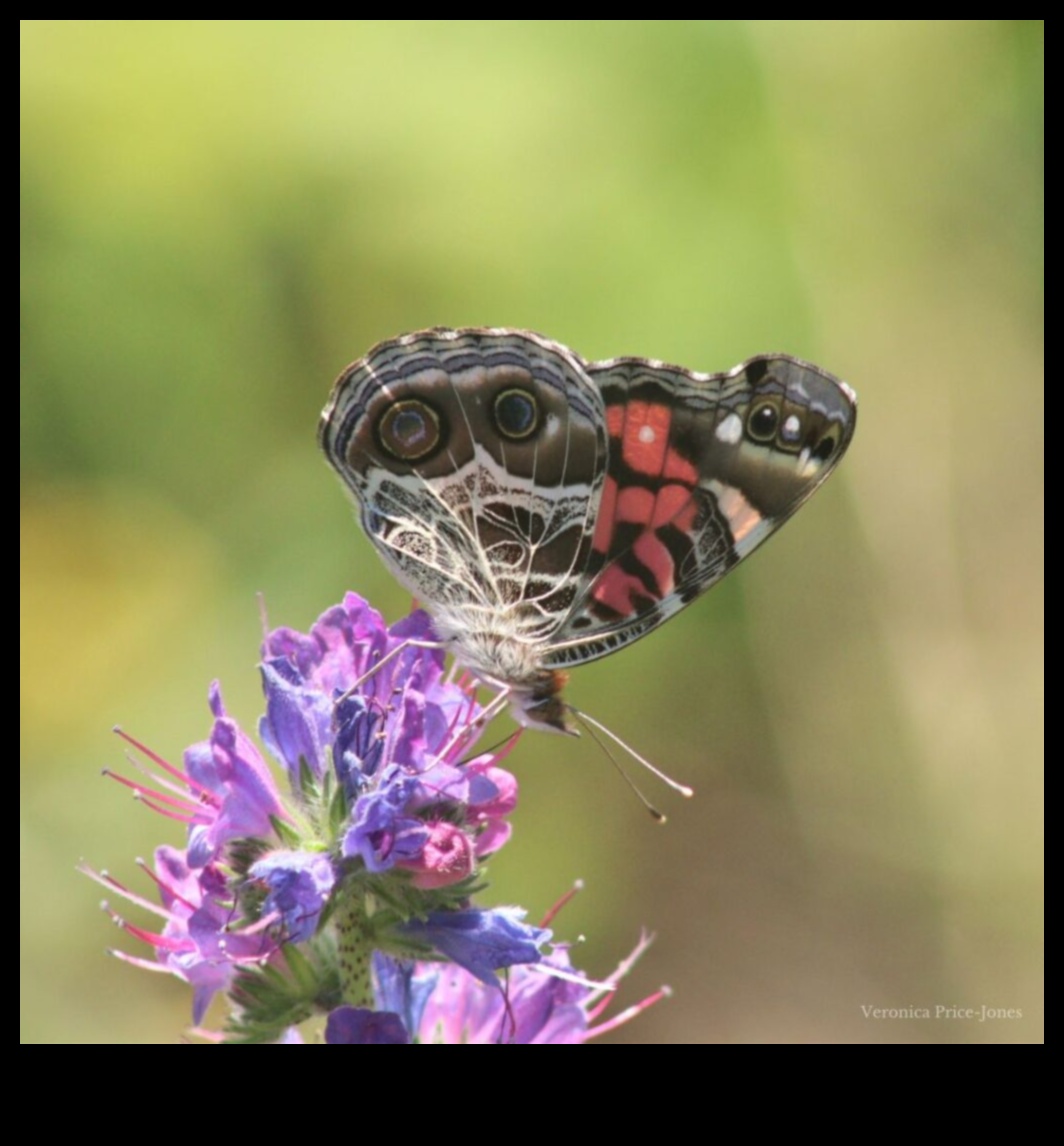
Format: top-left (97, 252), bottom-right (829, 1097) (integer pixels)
top-left (589, 529), bottom-right (678, 617)
top-left (652, 482), bottom-right (694, 527)
top-left (633, 531), bottom-right (676, 596)
top-left (621, 401), bottom-right (672, 475)
top-left (589, 563), bottom-right (647, 616)
top-left (589, 400), bottom-right (700, 613)
top-left (605, 405), bottom-right (626, 438)
top-left (663, 447), bottom-right (697, 486)
top-left (617, 485), bottom-right (655, 524)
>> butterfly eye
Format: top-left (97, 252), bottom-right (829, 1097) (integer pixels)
top-left (376, 399), bottom-right (443, 461)
top-left (493, 388), bottom-right (540, 441)
top-left (747, 401), bottom-right (780, 443)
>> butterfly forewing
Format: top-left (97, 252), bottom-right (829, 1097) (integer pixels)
top-left (543, 354), bottom-right (857, 666)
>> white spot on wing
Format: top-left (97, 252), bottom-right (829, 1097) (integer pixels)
top-left (797, 446), bottom-right (820, 478)
top-left (707, 480), bottom-right (764, 547)
top-left (638, 425), bottom-right (656, 445)
top-left (716, 413), bottom-right (743, 445)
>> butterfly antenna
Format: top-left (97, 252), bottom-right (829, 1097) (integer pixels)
top-left (569, 706), bottom-right (695, 812)
top-left (568, 708), bottom-right (686, 822)
top-left (571, 711), bottom-right (665, 822)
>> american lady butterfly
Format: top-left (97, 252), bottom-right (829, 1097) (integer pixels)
top-left (320, 328), bottom-right (856, 735)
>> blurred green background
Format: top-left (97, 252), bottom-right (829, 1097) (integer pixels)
top-left (21, 21), bottom-right (1042, 1043)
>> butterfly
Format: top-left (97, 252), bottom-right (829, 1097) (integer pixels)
top-left (319, 327), bottom-right (856, 736)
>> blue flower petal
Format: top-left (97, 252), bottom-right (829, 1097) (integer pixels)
top-left (402, 908), bottom-right (550, 985)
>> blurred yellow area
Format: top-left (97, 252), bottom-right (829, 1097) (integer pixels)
top-left (21, 21), bottom-right (1042, 1043)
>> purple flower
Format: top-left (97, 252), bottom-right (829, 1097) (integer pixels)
top-left (258, 659), bottom-right (335, 782)
top-left (371, 928), bottom-right (668, 1044)
top-left (325, 1006), bottom-right (409, 1045)
top-left (343, 764), bottom-right (429, 872)
top-left (397, 820), bottom-right (477, 889)
top-left (93, 594), bottom-right (534, 1039)
top-left (249, 850), bottom-right (336, 943)
top-left (184, 683), bottom-right (288, 868)
top-left (82, 845), bottom-right (275, 1024)
top-left (400, 907), bottom-right (550, 984)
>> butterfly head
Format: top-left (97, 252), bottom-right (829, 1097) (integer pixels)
top-left (503, 670), bottom-right (576, 736)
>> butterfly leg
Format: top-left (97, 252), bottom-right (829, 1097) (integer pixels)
top-left (434, 686), bottom-right (514, 764)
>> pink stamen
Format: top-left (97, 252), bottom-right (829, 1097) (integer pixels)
top-left (134, 795), bottom-right (202, 824)
top-left (108, 949), bottom-right (173, 973)
top-left (607, 929), bottom-right (655, 983)
top-left (78, 861), bottom-right (173, 918)
top-left (122, 753), bottom-right (214, 807)
top-left (585, 985), bottom-right (672, 1039)
top-left (245, 911), bottom-right (281, 936)
top-left (108, 910), bottom-right (190, 953)
top-left (540, 879), bottom-right (584, 928)
top-left (102, 769), bottom-right (205, 822)
top-left (583, 929), bottom-right (657, 1010)
top-left (113, 726), bottom-right (213, 800)
top-left (136, 858), bottom-right (201, 914)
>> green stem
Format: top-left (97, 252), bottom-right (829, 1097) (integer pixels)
top-left (333, 883), bottom-right (375, 1008)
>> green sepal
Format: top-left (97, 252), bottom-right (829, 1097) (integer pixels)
top-left (222, 933), bottom-right (341, 1044)
top-left (270, 814), bottom-right (301, 849)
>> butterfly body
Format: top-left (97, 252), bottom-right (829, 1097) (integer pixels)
top-left (319, 328), bottom-right (856, 732)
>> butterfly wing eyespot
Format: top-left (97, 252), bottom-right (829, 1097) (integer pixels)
top-left (747, 401), bottom-right (780, 443)
top-left (375, 398), bottom-right (444, 462)
top-left (492, 387), bottom-right (541, 441)
top-left (810, 428), bottom-right (840, 464)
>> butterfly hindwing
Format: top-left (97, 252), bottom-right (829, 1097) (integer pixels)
top-left (320, 329), bottom-right (609, 644)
